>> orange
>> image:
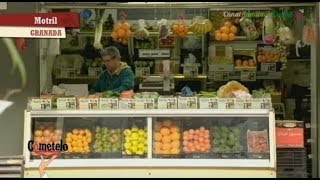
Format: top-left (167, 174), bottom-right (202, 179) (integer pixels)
top-left (162, 120), bottom-right (173, 128)
top-left (161, 143), bottom-right (171, 151)
top-left (72, 147), bottom-right (78, 152)
top-left (66, 133), bottom-right (72, 138)
top-left (224, 21), bottom-right (232, 28)
top-left (113, 24), bottom-right (121, 31)
top-left (71, 141), bottom-right (77, 147)
top-left (84, 145), bottom-right (89, 152)
top-left (249, 59), bottom-right (256, 67)
top-left (72, 129), bottom-right (79, 135)
top-left (66, 137), bottom-right (72, 143)
top-left (221, 33), bottom-right (229, 41)
top-left (154, 147), bottom-right (162, 154)
top-left (228, 33), bottom-right (235, 41)
top-left (79, 130), bottom-right (85, 135)
top-left (154, 132), bottom-right (162, 142)
top-left (86, 137), bottom-right (92, 143)
top-left (162, 150), bottom-right (170, 155)
top-left (154, 142), bottom-right (162, 149)
top-left (171, 132), bottom-right (181, 141)
top-left (171, 140), bottom-right (180, 149)
top-left (117, 29), bottom-right (126, 38)
top-left (82, 136), bottom-right (87, 143)
top-left (235, 59), bottom-right (242, 67)
top-left (125, 30), bottom-right (132, 39)
top-left (230, 25), bottom-right (238, 33)
top-left (160, 128), bottom-right (171, 136)
top-left (162, 135), bottom-right (172, 143)
top-left (242, 60), bottom-right (249, 67)
top-left (170, 148), bottom-right (180, 155)
top-left (111, 31), bottom-right (118, 39)
top-left (170, 126), bottom-right (180, 133)
top-left (121, 22), bottom-right (130, 30)
top-left (71, 134), bottom-right (78, 141)
top-left (215, 32), bottom-right (222, 41)
top-left (67, 146), bottom-right (73, 153)
top-left (172, 24), bottom-right (179, 32)
top-left (220, 26), bottom-right (230, 34)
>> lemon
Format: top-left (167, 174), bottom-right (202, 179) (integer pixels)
top-left (143, 146), bottom-right (148, 153)
top-left (131, 126), bottom-right (139, 132)
top-left (131, 140), bottom-right (138, 146)
top-left (144, 132), bottom-right (148, 138)
top-left (124, 142), bottom-right (132, 150)
top-left (138, 137), bottom-right (145, 143)
top-left (131, 146), bottom-right (138, 153)
top-left (124, 129), bottom-right (132, 136)
top-left (138, 143), bottom-right (145, 150)
top-left (131, 133), bottom-right (139, 140)
top-left (125, 149), bottom-right (132, 155)
top-left (138, 129), bottom-right (145, 136)
top-left (136, 150), bottom-right (144, 155)
top-left (125, 137), bottom-right (131, 143)
top-left (144, 139), bottom-right (148, 145)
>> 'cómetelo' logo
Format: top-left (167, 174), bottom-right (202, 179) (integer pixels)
top-left (28, 140), bottom-right (68, 152)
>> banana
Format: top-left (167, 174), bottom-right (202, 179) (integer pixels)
top-left (206, 20), bottom-right (213, 33)
top-left (194, 24), bottom-right (200, 34)
top-left (188, 22), bottom-right (197, 32)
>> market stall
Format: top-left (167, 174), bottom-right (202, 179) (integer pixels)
top-left (24, 2), bottom-right (318, 178)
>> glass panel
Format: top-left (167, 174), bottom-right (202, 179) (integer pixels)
top-left (30, 117), bottom-right (148, 160)
top-left (152, 116), bottom-right (270, 159)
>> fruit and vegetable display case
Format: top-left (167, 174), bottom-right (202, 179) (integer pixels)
top-left (23, 109), bottom-right (276, 178)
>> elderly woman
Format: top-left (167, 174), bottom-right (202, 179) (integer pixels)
top-left (90, 46), bottom-right (134, 93)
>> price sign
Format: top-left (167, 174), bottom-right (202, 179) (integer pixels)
top-left (218, 98), bottom-right (235, 109)
top-left (199, 98), bottom-right (218, 109)
top-left (119, 99), bottom-right (135, 109)
top-left (139, 49), bottom-right (170, 58)
top-left (30, 98), bottom-right (51, 110)
top-left (183, 66), bottom-right (198, 78)
top-left (157, 97), bottom-right (177, 109)
top-left (252, 98), bottom-right (272, 109)
top-left (235, 98), bottom-right (252, 109)
top-left (213, 72), bottom-right (229, 81)
top-left (178, 97), bottom-right (197, 109)
top-left (60, 68), bottom-right (76, 78)
top-left (240, 70), bottom-right (256, 81)
top-left (57, 98), bottom-right (76, 110)
top-left (261, 63), bottom-right (276, 72)
top-left (135, 99), bottom-right (154, 109)
top-left (135, 67), bottom-right (150, 77)
top-left (99, 98), bottom-right (118, 110)
top-left (79, 98), bottom-right (99, 110)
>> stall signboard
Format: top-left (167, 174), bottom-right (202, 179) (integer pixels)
top-left (0, 12), bottom-right (80, 38)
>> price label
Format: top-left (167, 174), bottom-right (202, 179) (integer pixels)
top-left (235, 98), bottom-right (252, 109)
top-left (218, 98), bottom-right (235, 109)
top-left (60, 68), bottom-right (76, 78)
top-left (135, 67), bottom-right (150, 77)
top-left (240, 71), bottom-right (256, 81)
top-left (183, 66), bottom-right (198, 78)
top-left (252, 98), bottom-right (272, 109)
top-left (178, 97), bottom-right (197, 109)
top-left (199, 98), bottom-right (218, 109)
top-left (30, 99), bottom-right (51, 110)
top-left (99, 98), bottom-right (118, 110)
top-left (261, 63), bottom-right (276, 72)
top-left (57, 98), bottom-right (76, 110)
top-left (119, 99), bottom-right (135, 109)
top-left (79, 98), bottom-right (99, 110)
top-left (135, 99), bottom-right (154, 109)
top-left (157, 97), bottom-right (177, 109)
top-left (213, 72), bottom-right (229, 81)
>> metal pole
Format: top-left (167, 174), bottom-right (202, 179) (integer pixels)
top-left (311, 2), bottom-right (320, 178)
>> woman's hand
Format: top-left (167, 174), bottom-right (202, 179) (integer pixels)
top-left (39, 155), bottom-right (57, 177)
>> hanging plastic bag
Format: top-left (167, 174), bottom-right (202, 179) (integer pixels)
top-left (240, 17), bottom-right (259, 40)
top-left (277, 17), bottom-right (295, 45)
top-left (262, 13), bottom-right (276, 44)
top-left (133, 19), bottom-right (149, 40)
top-left (302, 18), bottom-right (317, 45)
top-left (172, 16), bottom-right (188, 37)
top-left (111, 11), bottom-right (132, 45)
top-left (213, 18), bottom-right (237, 41)
top-left (157, 19), bottom-right (170, 39)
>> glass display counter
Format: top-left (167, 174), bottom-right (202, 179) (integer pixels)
top-left (23, 109), bottom-right (276, 178)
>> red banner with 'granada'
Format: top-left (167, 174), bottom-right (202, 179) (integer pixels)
top-left (0, 12), bottom-right (80, 27)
